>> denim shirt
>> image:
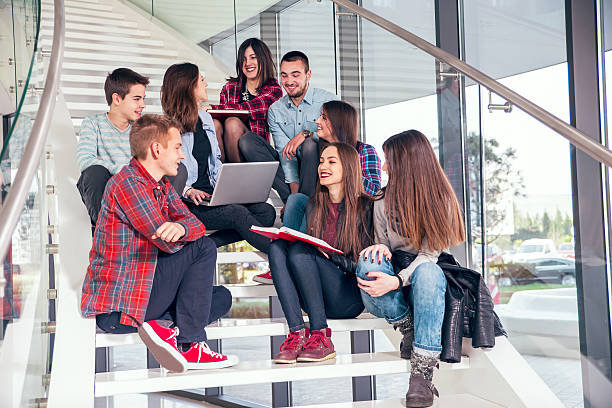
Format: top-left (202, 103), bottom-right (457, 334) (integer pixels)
top-left (268, 86), bottom-right (338, 183)
top-left (181, 110), bottom-right (222, 195)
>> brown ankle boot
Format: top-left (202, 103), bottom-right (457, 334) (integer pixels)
top-left (274, 328), bottom-right (310, 364)
top-left (405, 353), bottom-right (439, 407)
top-left (393, 314), bottom-right (414, 359)
top-left (297, 328), bottom-right (336, 362)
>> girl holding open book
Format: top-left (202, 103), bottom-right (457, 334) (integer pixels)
top-left (269, 142), bottom-right (373, 364)
top-left (161, 63), bottom-right (276, 253)
top-left (355, 130), bottom-right (465, 407)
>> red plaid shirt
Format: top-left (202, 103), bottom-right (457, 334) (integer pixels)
top-left (81, 158), bottom-right (206, 327)
top-left (210, 78), bottom-right (282, 142)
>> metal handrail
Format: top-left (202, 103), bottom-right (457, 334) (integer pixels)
top-left (0, 0), bottom-right (65, 260)
top-left (332, 0), bottom-right (612, 167)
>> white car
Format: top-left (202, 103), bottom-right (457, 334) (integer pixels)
top-left (513, 238), bottom-right (557, 263)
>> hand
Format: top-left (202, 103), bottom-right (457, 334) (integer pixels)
top-left (359, 244), bottom-right (391, 264)
top-left (318, 247), bottom-right (330, 259)
top-left (357, 272), bottom-right (400, 297)
top-left (185, 188), bottom-right (211, 205)
top-left (201, 105), bottom-right (212, 111)
top-left (152, 222), bottom-right (186, 242)
top-left (282, 131), bottom-right (307, 160)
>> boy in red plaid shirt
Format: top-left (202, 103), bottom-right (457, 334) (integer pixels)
top-left (81, 114), bottom-right (238, 372)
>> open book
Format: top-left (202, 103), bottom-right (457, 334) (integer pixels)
top-left (208, 109), bottom-right (250, 123)
top-left (250, 226), bottom-right (344, 254)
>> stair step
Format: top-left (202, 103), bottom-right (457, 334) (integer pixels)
top-left (42, 1), bottom-right (113, 11)
top-left (40, 30), bottom-right (164, 46)
top-left (41, 40), bottom-right (178, 57)
top-left (62, 75), bottom-right (162, 86)
top-left (62, 88), bottom-right (161, 100)
top-left (298, 395), bottom-right (503, 408)
top-left (41, 21), bottom-right (151, 37)
top-left (62, 62), bottom-right (168, 75)
top-left (41, 13), bottom-right (130, 27)
top-left (63, 51), bottom-right (178, 66)
top-left (225, 283), bottom-right (277, 298)
top-left (94, 352), bottom-right (470, 397)
top-left (42, 6), bottom-right (125, 21)
top-left (217, 251), bottom-right (268, 264)
top-left (95, 316), bottom-right (389, 348)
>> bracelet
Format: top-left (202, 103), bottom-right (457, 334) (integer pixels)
top-left (394, 274), bottom-right (403, 289)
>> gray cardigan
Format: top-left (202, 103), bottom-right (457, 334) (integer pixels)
top-left (373, 198), bottom-right (440, 286)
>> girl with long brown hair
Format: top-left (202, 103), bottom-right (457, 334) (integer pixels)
top-left (355, 130), bottom-right (465, 408)
top-left (205, 38), bottom-right (282, 163)
top-left (161, 62), bottom-right (276, 253)
top-left (268, 143), bottom-right (373, 364)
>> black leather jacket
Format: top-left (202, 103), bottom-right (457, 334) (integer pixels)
top-left (393, 251), bottom-right (506, 363)
top-left (305, 197), bottom-right (374, 275)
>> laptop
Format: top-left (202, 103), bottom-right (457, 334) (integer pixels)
top-left (190, 162), bottom-right (278, 206)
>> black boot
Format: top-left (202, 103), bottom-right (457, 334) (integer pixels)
top-left (405, 353), bottom-right (439, 408)
top-left (393, 313), bottom-right (414, 359)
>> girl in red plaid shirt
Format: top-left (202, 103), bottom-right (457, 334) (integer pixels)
top-left (206, 38), bottom-right (282, 162)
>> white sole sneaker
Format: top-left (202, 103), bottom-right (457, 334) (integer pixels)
top-left (253, 275), bottom-right (273, 284)
top-left (186, 354), bottom-right (240, 370)
top-left (138, 323), bottom-right (188, 373)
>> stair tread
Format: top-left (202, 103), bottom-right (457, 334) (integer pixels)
top-left (40, 30), bottom-right (164, 46)
top-left (94, 352), bottom-right (469, 397)
top-left (95, 316), bottom-right (389, 347)
top-left (41, 40), bottom-right (178, 56)
top-left (41, 21), bottom-right (151, 37)
top-left (298, 395), bottom-right (503, 408)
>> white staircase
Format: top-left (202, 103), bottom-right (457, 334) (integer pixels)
top-left (40, 0), bottom-right (230, 133)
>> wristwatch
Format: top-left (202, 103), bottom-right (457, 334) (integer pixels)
top-left (303, 130), bottom-right (313, 138)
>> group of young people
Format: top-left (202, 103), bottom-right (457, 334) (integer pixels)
top-left (77, 38), bottom-right (465, 407)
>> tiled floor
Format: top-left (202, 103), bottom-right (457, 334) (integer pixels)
top-left (96, 330), bottom-right (584, 407)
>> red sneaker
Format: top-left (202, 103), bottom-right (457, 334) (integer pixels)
top-left (297, 328), bottom-right (336, 362)
top-left (182, 341), bottom-right (239, 369)
top-left (138, 320), bottom-right (187, 373)
top-left (253, 270), bottom-right (273, 284)
top-left (274, 328), bottom-right (310, 364)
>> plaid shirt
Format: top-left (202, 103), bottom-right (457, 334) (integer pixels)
top-left (81, 158), bottom-right (206, 327)
top-left (210, 78), bottom-right (282, 142)
top-left (357, 141), bottom-right (382, 196)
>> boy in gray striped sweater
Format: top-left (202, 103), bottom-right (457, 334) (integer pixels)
top-left (76, 68), bottom-right (149, 226)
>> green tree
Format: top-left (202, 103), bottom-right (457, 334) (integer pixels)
top-left (542, 211), bottom-right (551, 237)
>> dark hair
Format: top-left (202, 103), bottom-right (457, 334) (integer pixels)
top-left (104, 68), bottom-right (149, 106)
top-left (307, 142), bottom-right (372, 261)
top-left (281, 50), bottom-right (309, 72)
top-left (229, 38), bottom-right (276, 89)
top-left (382, 130), bottom-right (465, 251)
top-left (129, 114), bottom-right (181, 160)
top-left (161, 63), bottom-right (200, 133)
top-left (321, 100), bottom-right (358, 147)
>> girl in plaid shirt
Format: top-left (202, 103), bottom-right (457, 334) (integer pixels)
top-left (207, 38), bottom-right (282, 162)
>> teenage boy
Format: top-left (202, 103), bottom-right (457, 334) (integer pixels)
top-left (81, 114), bottom-right (238, 372)
top-left (76, 68), bottom-right (149, 225)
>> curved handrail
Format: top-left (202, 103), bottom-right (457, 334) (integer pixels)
top-left (332, 0), bottom-right (612, 167)
top-left (0, 0), bottom-right (65, 260)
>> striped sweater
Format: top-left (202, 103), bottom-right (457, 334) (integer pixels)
top-left (75, 113), bottom-right (132, 175)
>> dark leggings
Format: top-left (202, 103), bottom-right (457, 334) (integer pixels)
top-left (269, 240), bottom-right (364, 331)
top-left (76, 165), bottom-right (112, 225)
top-left (96, 236), bottom-right (231, 343)
top-left (298, 137), bottom-right (322, 197)
top-left (187, 201), bottom-right (276, 253)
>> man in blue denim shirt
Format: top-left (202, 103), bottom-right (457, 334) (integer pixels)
top-left (268, 51), bottom-right (338, 193)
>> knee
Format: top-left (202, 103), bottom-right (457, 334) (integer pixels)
top-left (81, 165), bottom-right (111, 182)
top-left (355, 257), bottom-right (393, 280)
top-left (195, 236), bottom-right (218, 259)
top-left (301, 137), bottom-right (318, 157)
top-left (260, 204), bottom-right (276, 226)
top-left (287, 243), bottom-right (313, 270)
top-left (238, 131), bottom-right (258, 152)
top-left (411, 263), bottom-right (446, 294)
top-left (225, 117), bottom-right (246, 135)
top-left (215, 286), bottom-right (233, 315)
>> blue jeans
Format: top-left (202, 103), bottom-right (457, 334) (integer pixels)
top-left (283, 193), bottom-right (308, 232)
top-left (356, 258), bottom-right (447, 352)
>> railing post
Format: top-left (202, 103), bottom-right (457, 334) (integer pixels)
top-left (270, 295), bottom-right (291, 407)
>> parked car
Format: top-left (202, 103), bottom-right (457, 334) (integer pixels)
top-left (512, 238), bottom-right (557, 263)
top-left (495, 257), bottom-right (576, 286)
top-left (558, 242), bottom-right (575, 258)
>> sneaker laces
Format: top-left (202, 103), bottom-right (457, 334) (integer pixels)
top-left (303, 331), bottom-right (329, 349)
top-left (164, 327), bottom-right (180, 347)
top-left (280, 331), bottom-right (304, 351)
top-left (194, 341), bottom-right (224, 360)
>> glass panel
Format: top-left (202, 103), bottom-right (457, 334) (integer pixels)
top-left (463, 2), bottom-right (582, 405)
top-left (0, 0), bottom-right (17, 111)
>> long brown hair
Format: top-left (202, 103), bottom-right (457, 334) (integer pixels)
top-left (161, 63), bottom-right (200, 133)
top-left (229, 38), bottom-right (276, 90)
top-left (307, 143), bottom-right (372, 261)
top-left (321, 100), bottom-right (358, 147)
top-left (382, 130), bottom-right (465, 251)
